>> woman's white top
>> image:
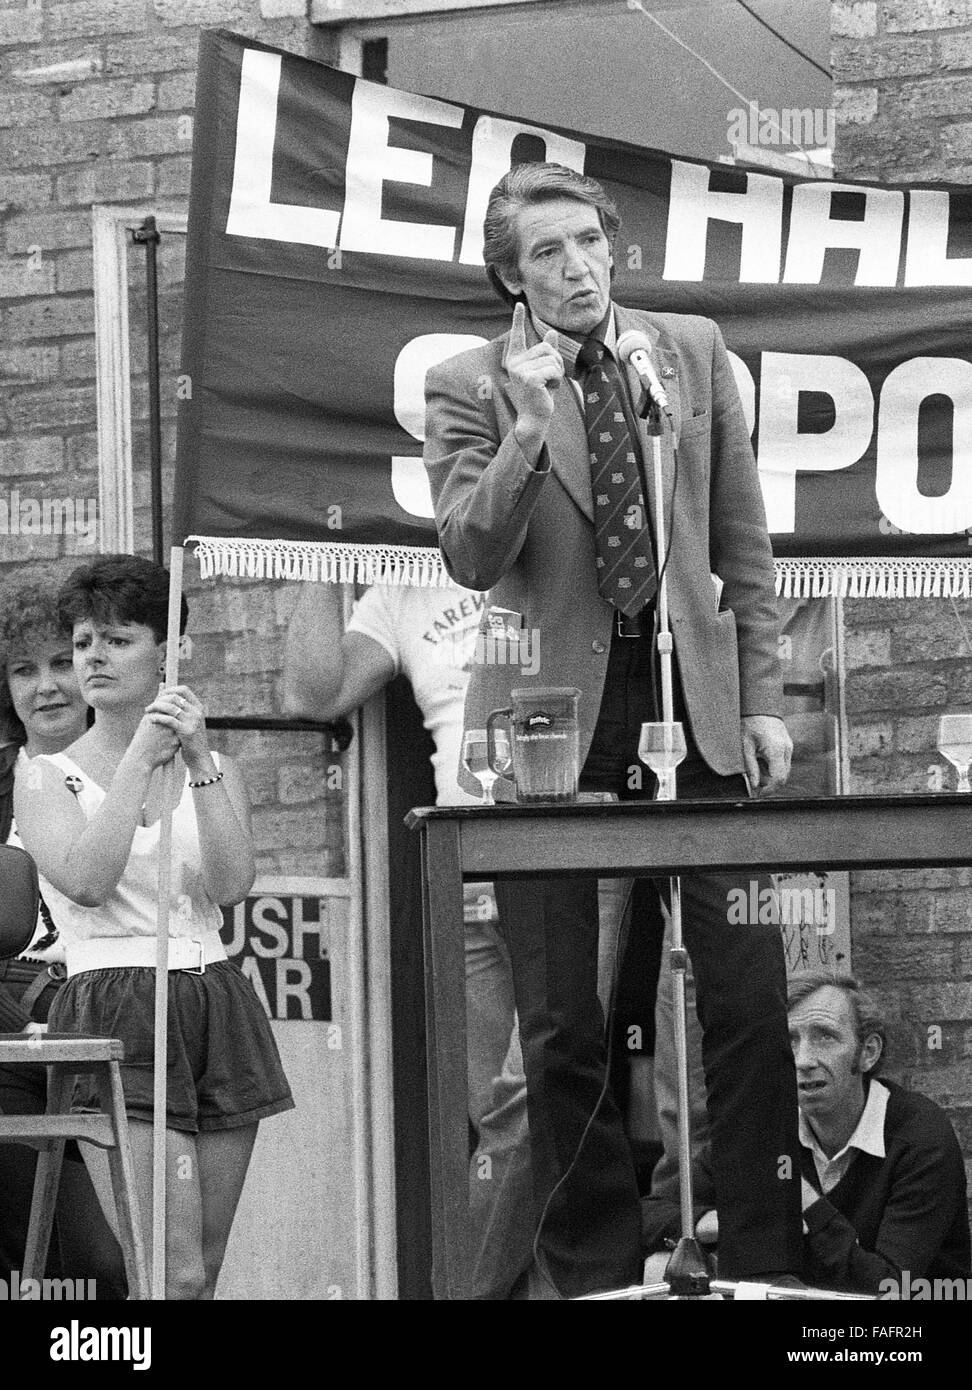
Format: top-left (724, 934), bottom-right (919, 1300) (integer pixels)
top-left (31, 750), bottom-right (224, 944)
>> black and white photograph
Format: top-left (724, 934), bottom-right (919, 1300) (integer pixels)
top-left (0, 0), bottom-right (969, 1368)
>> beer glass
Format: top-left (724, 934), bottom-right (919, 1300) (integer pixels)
top-left (486, 688), bottom-right (580, 803)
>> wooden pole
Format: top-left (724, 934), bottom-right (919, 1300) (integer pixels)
top-left (151, 544), bottom-right (185, 1299)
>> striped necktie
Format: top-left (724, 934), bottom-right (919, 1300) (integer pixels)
top-left (576, 337), bottom-right (657, 617)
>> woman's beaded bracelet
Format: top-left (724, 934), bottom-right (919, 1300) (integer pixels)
top-left (188, 770), bottom-right (224, 789)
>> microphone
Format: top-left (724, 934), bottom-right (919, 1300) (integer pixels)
top-left (616, 329), bottom-right (672, 419)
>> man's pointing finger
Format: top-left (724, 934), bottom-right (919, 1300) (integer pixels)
top-left (508, 300), bottom-right (528, 358)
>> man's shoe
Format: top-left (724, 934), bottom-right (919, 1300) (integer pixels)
top-left (747, 1272), bottom-right (807, 1294)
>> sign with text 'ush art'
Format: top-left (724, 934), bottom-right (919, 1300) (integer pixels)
top-left (219, 877), bottom-right (346, 1022)
top-left (175, 29), bottom-right (972, 596)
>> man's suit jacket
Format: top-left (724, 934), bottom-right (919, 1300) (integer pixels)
top-left (423, 302), bottom-right (783, 796)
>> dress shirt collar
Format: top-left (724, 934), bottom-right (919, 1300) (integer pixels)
top-left (800, 1077), bottom-right (890, 1193)
top-left (531, 305), bottom-right (617, 375)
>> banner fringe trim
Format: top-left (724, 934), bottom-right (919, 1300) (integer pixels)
top-left (186, 540), bottom-right (972, 598)
top-left (774, 558), bottom-right (972, 600)
top-left (186, 537), bottom-right (452, 586)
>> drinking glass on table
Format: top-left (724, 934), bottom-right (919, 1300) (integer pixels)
top-left (938, 714), bottom-right (972, 793)
top-left (638, 721), bottom-right (687, 802)
top-left (462, 728), bottom-right (510, 805)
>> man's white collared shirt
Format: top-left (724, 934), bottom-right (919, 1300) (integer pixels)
top-left (799, 1078), bottom-right (890, 1194)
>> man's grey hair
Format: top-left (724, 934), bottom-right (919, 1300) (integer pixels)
top-left (482, 162), bottom-right (621, 306)
top-left (787, 970), bottom-right (887, 1073)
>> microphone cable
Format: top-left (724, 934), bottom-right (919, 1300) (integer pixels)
top-left (648, 434), bottom-right (679, 727)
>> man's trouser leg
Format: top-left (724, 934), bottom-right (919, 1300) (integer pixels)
top-left (672, 757), bottom-right (804, 1279)
top-left (493, 873), bottom-right (642, 1299)
top-left (465, 904), bottom-right (535, 1299)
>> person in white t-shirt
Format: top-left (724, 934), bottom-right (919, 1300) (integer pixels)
top-left (283, 580), bottom-right (533, 1299)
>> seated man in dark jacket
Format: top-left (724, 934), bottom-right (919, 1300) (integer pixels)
top-left (643, 969), bottom-right (970, 1295)
top-left (788, 971), bottom-right (969, 1294)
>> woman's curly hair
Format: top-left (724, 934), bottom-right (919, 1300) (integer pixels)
top-left (0, 564), bottom-right (76, 840)
top-left (0, 564), bottom-right (73, 751)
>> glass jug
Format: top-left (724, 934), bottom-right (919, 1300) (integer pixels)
top-left (486, 687), bottom-right (580, 803)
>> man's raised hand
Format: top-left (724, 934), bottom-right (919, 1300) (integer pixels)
top-left (502, 301), bottom-right (564, 446)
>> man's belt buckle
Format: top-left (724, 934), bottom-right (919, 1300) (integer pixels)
top-left (616, 610), bottom-right (644, 638)
top-left (177, 938), bottom-right (205, 975)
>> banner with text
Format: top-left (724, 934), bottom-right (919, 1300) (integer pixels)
top-left (175, 29), bottom-right (972, 596)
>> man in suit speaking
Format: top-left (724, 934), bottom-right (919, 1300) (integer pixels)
top-left (423, 161), bottom-right (803, 1297)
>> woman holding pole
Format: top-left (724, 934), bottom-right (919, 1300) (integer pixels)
top-left (14, 554), bottom-right (293, 1300)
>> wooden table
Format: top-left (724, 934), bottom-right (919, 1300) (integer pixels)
top-left (406, 793), bottom-right (972, 1299)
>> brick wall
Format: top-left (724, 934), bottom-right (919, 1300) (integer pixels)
top-left (832, 2), bottom-right (972, 1202)
top-left (0, 2), bottom-right (345, 878)
top-left (832, 0), bottom-right (972, 180)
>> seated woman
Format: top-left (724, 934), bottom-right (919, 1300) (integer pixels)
top-left (14, 554), bottom-right (294, 1300)
top-left (0, 566), bottom-right (125, 1295)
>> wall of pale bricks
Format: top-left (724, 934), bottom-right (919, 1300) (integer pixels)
top-left (832, 0), bottom-right (972, 180)
top-left (0, 1), bottom-right (344, 880)
top-left (832, 1), bottom-right (972, 1196)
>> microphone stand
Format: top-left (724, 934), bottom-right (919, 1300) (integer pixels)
top-left (637, 393), bottom-right (712, 1297)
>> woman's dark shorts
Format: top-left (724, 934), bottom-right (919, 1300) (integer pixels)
top-left (48, 959), bottom-right (295, 1135)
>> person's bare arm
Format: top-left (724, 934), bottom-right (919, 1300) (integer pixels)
top-left (281, 583), bottom-right (395, 721)
top-left (150, 686), bottom-right (254, 906)
top-left (187, 752), bottom-right (254, 906)
top-left (14, 717), bottom-right (176, 906)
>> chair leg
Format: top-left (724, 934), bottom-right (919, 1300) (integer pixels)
top-left (96, 1061), bottom-right (150, 1300)
top-left (22, 1066), bottom-right (74, 1282)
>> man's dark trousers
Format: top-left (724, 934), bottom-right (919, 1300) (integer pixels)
top-left (495, 625), bottom-right (804, 1298)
